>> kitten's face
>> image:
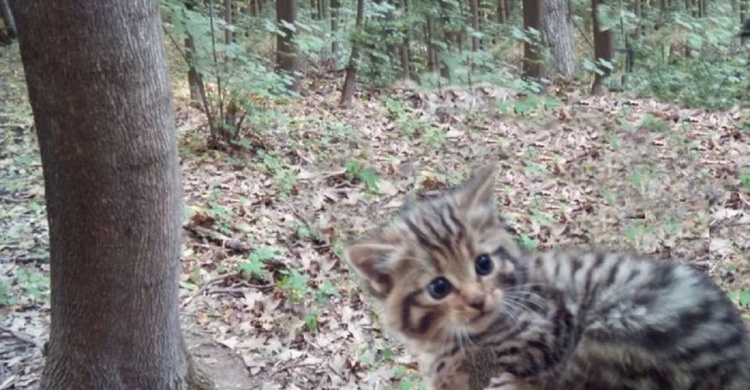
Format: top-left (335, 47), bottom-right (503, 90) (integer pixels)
top-left (345, 167), bottom-right (524, 348)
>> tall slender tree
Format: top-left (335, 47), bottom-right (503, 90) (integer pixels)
top-left (340, 0), bottom-right (366, 106)
top-left (591, 0), bottom-right (613, 94)
top-left (277, 0), bottom-right (300, 90)
top-left (542, 0), bottom-right (577, 77)
top-left (523, 0), bottom-right (544, 78)
top-left (0, 0), bottom-right (15, 38)
top-left (10, 0), bottom-right (212, 388)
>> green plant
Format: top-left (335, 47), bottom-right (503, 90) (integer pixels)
top-left (16, 266), bottom-right (49, 302)
top-left (240, 247), bottom-right (276, 279)
top-left (740, 173), bottom-right (750, 189)
top-left (423, 126), bottom-right (446, 148)
top-left (303, 312), bottom-right (320, 333)
top-left (345, 161), bottom-right (380, 193)
top-left (277, 268), bottom-right (308, 302)
top-left (257, 150), bottom-right (298, 198)
top-left (641, 114), bottom-right (669, 133)
top-left (517, 234), bottom-right (537, 251)
top-left (314, 281), bottom-right (340, 302)
top-left (0, 280), bottom-right (13, 307)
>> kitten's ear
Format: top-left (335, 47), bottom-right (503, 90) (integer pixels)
top-left (344, 239), bottom-right (399, 300)
top-left (455, 165), bottom-right (497, 212)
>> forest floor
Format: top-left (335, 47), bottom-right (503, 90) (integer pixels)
top-left (1, 44), bottom-right (749, 390)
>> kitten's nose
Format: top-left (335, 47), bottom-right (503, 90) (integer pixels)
top-left (468, 293), bottom-right (486, 311)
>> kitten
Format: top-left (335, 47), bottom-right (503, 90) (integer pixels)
top-left (344, 166), bottom-right (750, 390)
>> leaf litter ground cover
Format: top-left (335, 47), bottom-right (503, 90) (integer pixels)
top-left (1, 50), bottom-right (749, 389)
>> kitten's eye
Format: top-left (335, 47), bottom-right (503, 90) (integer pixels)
top-left (428, 277), bottom-right (452, 299)
top-left (475, 254), bottom-right (494, 276)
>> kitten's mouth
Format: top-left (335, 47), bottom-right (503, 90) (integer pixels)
top-left (470, 312), bottom-right (488, 323)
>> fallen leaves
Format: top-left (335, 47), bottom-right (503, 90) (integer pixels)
top-left (2, 64), bottom-right (750, 390)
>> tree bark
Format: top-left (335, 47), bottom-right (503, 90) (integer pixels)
top-left (591, 0), bottom-right (613, 94)
top-left (310, 0), bottom-right (319, 19)
top-left (276, 0), bottom-right (300, 91)
top-left (470, 0), bottom-right (480, 51)
top-left (397, 0), bottom-right (411, 79)
top-left (319, 0), bottom-right (327, 20)
top-left (330, 0), bottom-right (340, 54)
top-left (185, 35), bottom-right (202, 106)
top-left (9, 0), bottom-right (211, 389)
top-left (427, 16), bottom-right (438, 73)
top-left (742, 8), bottom-right (748, 46)
top-left (340, 0), bottom-right (365, 107)
top-left (0, 0), bottom-right (15, 38)
top-left (183, 2), bottom-right (202, 106)
top-left (634, 0), bottom-right (642, 36)
top-left (542, 0), bottom-right (576, 77)
top-left (497, 0), bottom-right (509, 22)
top-left (522, 0), bottom-right (543, 78)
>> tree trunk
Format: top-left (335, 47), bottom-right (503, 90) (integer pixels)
top-left (224, 0), bottom-right (234, 45)
top-left (742, 7), bottom-right (748, 46)
top-left (634, 0), bottom-right (642, 36)
top-left (224, 0), bottom-right (237, 127)
top-left (427, 16), bottom-right (438, 73)
top-left (497, 0), bottom-right (509, 22)
top-left (470, 0), bottom-right (480, 51)
top-left (397, 0), bottom-right (411, 79)
top-left (0, 0), bottom-right (15, 38)
top-left (331, 0), bottom-right (339, 54)
top-left (522, 0), bottom-right (543, 78)
top-left (542, 0), bottom-right (576, 77)
top-left (9, 0), bottom-right (210, 389)
top-left (310, 0), bottom-right (318, 19)
top-left (276, 0), bottom-right (300, 91)
top-left (319, 0), bottom-right (327, 19)
top-left (185, 35), bottom-right (202, 106)
top-left (340, 0), bottom-right (365, 107)
top-left (591, 0), bottom-right (613, 94)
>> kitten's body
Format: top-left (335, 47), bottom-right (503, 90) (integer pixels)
top-left (434, 249), bottom-right (750, 390)
top-left (344, 166), bottom-right (750, 390)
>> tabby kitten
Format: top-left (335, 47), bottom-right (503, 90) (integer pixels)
top-left (344, 166), bottom-right (750, 390)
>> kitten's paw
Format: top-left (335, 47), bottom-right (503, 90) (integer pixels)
top-left (484, 372), bottom-right (532, 390)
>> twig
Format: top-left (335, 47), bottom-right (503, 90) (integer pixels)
top-left (181, 274), bottom-right (234, 308)
top-left (269, 360), bottom-right (321, 376)
top-left (0, 325), bottom-right (43, 350)
top-left (184, 225), bottom-right (252, 252)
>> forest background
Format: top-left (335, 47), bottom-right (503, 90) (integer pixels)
top-left (0, 0), bottom-right (749, 388)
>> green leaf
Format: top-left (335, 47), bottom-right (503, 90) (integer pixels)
top-left (739, 290), bottom-right (750, 308)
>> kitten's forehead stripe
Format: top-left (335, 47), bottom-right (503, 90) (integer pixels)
top-left (403, 217), bottom-right (445, 271)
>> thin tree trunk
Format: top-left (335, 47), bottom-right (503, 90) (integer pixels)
top-left (742, 5), bottom-right (748, 46)
top-left (398, 0), bottom-right (410, 79)
top-left (522, 0), bottom-right (543, 78)
top-left (310, 0), bottom-right (318, 19)
top-left (497, 0), bottom-right (509, 22)
top-left (634, 0), bottom-right (642, 35)
top-left (542, 0), bottom-right (577, 77)
top-left (185, 36), bottom-right (202, 106)
top-left (224, 0), bottom-right (237, 129)
top-left (0, 0), bottom-right (15, 38)
top-left (319, 0), bottom-right (326, 19)
top-left (340, 0), bottom-right (365, 106)
top-left (470, 0), bottom-right (480, 50)
top-left (331, 0), bottom-right (339, 54)
top-left (276, 0), bottom-right (300, 91)
top-left (224, 0), bottom-right (234, 45)
top-left (591, 0), bottom-right (613, 94)
top-left (427, 16), bottom-right (438, 73)
top-left (9, 0), bottom-right (211, 389)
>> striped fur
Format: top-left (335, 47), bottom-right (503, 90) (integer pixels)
top-left (344, 166), bottom-right (750, 390)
